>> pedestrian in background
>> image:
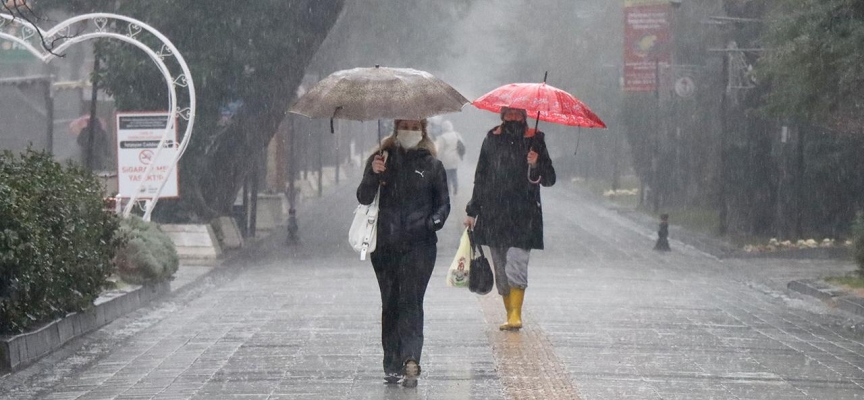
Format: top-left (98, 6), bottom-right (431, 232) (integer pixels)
top-left (434, 120), bottom-right (466, 195)
top-left (356, 119), bottom-right (450, 386)
top-left (464, 107), bottom-right (556, 331)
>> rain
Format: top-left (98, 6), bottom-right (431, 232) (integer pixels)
top-left (1, 0), bottom-right (864, 399)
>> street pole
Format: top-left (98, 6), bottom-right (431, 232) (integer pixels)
top-left (718, 50), bottom-right (729, 235)
top-left (43, 78), bottom-right (54, 154)
top-left (652, 57), bottom-right (661, 214)
top-left (795, 127), bottom-right (806, 239)
top-left (286, 117), bottom-right (299, 244)
top-left (611, 128), bottom-right (621, 192)
top-left (317, 127), bottom-right (323, 198)
top-left (249, 154), bottom-right (259, 237)
top-left (241, 179), bottom-right (249, 238)
top-left (85, 45), bottom-right (101, 171)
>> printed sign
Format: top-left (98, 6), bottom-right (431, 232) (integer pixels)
top-left (624, 0), bottom-right (671, 92)
top-left (674, 76), bottom-right (695, 98)
top-left (116, 113), bottom-right (179, 199)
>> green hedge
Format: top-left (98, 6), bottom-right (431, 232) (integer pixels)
top-left (853, 213), bottom-right (864, 276)
top-left (0, 150), bottom-right (121, 334)
top-left (114, 216), bottom-right (179, 285)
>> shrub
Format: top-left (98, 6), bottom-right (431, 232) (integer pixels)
top-left (0, 150), bottom-right (121, 334)
top-left (114, 216), bottom-right (179, 285)
top-left (853, 212), bottom-right (864, 276)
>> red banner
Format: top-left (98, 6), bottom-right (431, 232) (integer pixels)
top-left (624, 0), bottom-right (671, 92)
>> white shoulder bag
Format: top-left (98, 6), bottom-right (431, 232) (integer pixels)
top-left (348, 186), bottom-right (380, 260)
top-left (349, 151), bottom-right (387, 261)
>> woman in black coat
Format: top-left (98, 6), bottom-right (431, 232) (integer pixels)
top-left (356, 119), bottom-right (450, 386)
top-left (464, 107), bottom-right (556, 331)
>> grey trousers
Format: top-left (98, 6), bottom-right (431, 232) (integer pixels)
top-left (489, 247), bottom-right (531, 296)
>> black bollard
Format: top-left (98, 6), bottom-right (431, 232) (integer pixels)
top-left (654, 213), bottom-right (671, 251)
top-left (286, 208), bottom-right (299, 244)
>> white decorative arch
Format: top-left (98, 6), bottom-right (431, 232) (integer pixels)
top-left (0, 13), bottom-right (196, 221)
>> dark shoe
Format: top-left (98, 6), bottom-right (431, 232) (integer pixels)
top-left (384, 372), bottom-right (402, 384)
top-left (402, 360), bottom-right (420, 387)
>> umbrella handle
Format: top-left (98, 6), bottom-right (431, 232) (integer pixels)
top-left (330, 106), bottom-right (343, 134)
top-left (527, 140), bottom-right (541, 185)
top-left (528, 112), bottom-right (541, 184)
top-left (527, 72), bottom-right (547, 185)
top-left (533, 110), bottom-right (541, 133)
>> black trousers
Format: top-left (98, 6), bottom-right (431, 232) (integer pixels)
top-left (371, 243), bottom-right (437, 374)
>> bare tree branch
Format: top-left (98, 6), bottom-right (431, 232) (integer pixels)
top-left (2, 0), bottom-right (73, 57)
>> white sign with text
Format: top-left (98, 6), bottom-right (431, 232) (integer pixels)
top-left (116, 113), bottom-right (179, 199)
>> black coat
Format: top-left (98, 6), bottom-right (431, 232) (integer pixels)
top-left (466, 127), bottom-right (556, 249)
top-left (357, 146), bottom-right (450, 252)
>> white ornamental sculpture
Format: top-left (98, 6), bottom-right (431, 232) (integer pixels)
top-left (0, 12), bottom-right (196, 221)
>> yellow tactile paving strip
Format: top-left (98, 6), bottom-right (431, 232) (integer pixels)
top-left (479, 294), bottom-right (583, 400)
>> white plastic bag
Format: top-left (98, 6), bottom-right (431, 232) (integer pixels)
top-left (446, 229), bottom-right (471, 287)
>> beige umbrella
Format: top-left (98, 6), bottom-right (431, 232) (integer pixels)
top-left (288, 65), bottom-right (469, 131)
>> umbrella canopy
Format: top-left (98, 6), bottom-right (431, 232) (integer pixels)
top-left (68, 115), bottom-right (107, 136)
top-left (473, 82), bottom-right (606, 128)
top-left (289, 66), bottom-right (469, 121)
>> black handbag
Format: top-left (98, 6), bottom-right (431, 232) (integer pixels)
top-left (467, 230), bottom-right (494, 295)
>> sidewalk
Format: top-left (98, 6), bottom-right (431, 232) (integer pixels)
top-left (2, 173), bottom-right (864, 399)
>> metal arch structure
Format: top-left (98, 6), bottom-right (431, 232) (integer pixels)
top-left (0, 12), bottom-right (196, 221)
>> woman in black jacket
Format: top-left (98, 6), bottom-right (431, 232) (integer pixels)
top-left (464, 107), bottom-right (556, 332)
top-left (356, 119), bottom-right (450, 386)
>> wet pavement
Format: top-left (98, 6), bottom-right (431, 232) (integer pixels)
top-left (2, 177), bottom-right (863, 399)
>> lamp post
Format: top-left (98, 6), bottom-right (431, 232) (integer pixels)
top-left (286, 117), bottom-right (299, 244)
top-left (704, 15), bottom-right (765, 235)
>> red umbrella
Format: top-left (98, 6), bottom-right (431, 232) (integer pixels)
top-left (473, 80), bottom-right (606, 129)
top-left (473, 74), bottom-right (606, 183)
top-left (68, 115), bottom-right (107, 136)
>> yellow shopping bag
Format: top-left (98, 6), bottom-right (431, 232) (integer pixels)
top-left (446, 229), bottom-right (471, 288)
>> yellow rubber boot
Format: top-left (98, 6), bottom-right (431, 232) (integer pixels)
top-left (506, 288), bottom-right (524, 331)
top-left (498, 293), bottom-right (513, 331)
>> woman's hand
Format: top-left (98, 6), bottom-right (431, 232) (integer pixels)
top-left (372, 154), bottom-right (386, 174)
top-left (527, 150), bottom-right (538, 166)
top-left (464, 216), bottom-right (476, 230)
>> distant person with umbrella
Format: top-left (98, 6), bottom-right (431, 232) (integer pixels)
top-left (71, 116), bottom-right (112, 171)
top-left (357, 119), bottom-right (450, 385)
top-left (464, 106), bottom-right (556, 331)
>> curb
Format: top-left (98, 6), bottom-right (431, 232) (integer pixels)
top-left (788, 279), bottom-right (864, 318)
top-left (0, 239), bottom-right (266, 374)
top-left (570, 185), bottom-right (851, 261)
top-left (0, 173), bottom-right (357, 375)
top-left (729, 247), bottom-right (850, 261)
top-left (0, 281), bottom-right (170, 372)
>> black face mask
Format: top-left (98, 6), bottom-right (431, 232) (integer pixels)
top-left (501, 121), bottom-right (526, 138)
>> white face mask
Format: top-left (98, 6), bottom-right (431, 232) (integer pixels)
top-left (397, 129), bottom-right (423, 149)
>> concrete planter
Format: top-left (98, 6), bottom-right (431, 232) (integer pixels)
top-left (255, 193), bottom-right (287, 231)
top-left (0, 281), bottom-right (169, 373)
top-left (160, 224), bottom-right (222, 260)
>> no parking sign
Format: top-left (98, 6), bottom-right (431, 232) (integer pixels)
top-left (674, 76), bottom-right (696, 98)
top-left (116, 112), bottom-right (179, 199)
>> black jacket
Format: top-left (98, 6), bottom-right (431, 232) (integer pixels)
top-left (357, 146), bottom-right (450, 252)
top-left (466, 127), bottom-right (556, 249)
